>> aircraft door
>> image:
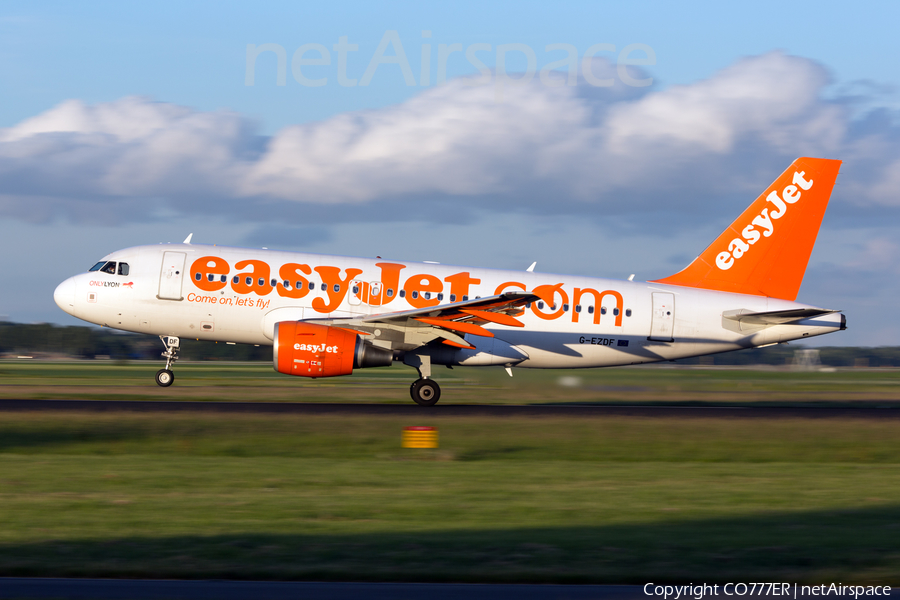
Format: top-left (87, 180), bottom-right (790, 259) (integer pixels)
top-left (369, 281), bottom-right (382, 304)
top-left (649, 292), bottom-right (675, 342)
top-left (348, 280), bottom-right (362, 306)
top-left (158, 251), bottom-right (187, 301)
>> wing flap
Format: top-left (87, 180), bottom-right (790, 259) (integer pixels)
top-left (360, 291), bottom-right (540, 324)
top-left (460, 309), bottom-right (525, 327)
top-left (414, 317), bottom-right (495, 338)
top-left (301, 291), bottom-right (541, 352)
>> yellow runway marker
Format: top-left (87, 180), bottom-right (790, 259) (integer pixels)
top-left (402, 426), bottom-right (438, 448)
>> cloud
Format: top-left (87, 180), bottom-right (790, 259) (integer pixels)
top-left (1, 52), bottom-right (899, 228)
top-left (243, 224), bottom-right (333, 249)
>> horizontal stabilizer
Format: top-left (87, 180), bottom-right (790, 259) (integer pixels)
top-left (723, 308), bottom-right (839, 325)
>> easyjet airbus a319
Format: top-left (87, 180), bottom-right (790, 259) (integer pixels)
top-left (54, 158), bottom-right (845, 405)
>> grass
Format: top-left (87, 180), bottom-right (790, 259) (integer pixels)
top-left (1, 411), bottom-right (900, 582)
top-left (1, 360), bottom-right (900, 405)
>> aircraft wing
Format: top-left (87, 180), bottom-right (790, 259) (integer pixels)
top-left (305, 290), bottom-right (548, 351)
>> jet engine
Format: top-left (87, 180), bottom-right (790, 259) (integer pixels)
top-left (273, 321), bottom-right (393, 378)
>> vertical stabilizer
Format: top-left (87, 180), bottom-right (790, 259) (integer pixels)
top-left (651, 157), bottom-right (841, 301)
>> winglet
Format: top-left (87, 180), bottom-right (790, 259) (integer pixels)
top-left (651, 157), bottom-right (841, 301)
top-left (183, 233), bottom-right (193, 244)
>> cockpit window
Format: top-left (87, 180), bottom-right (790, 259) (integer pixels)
top-left (89, 261), bottom-right (129, 275)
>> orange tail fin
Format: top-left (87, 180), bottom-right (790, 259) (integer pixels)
top-left (651, 157), bottom-right (841, 301)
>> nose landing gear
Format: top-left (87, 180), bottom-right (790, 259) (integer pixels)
top-left (155, 336), bottom-right (180, 387)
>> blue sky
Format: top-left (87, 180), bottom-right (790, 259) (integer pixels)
top-left (1, 1), bottom-right (899, 346)
top-left (5, 1), bottom-right (898, 131)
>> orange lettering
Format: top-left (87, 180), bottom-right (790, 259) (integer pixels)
top-left (531, 283), bottom-right (568, 321)
top-left (445, 272), bottom-right (481, 301)
top-left (404, 274), bottom-right (443, 308)
top-left (231, 260), bottom-right (272, 296)
top-left (277, 263), bottom-right (313, 299)
top-left (572, 288), bottom-right (623, 326)
top-left (312, 266), bottom-right (363, 313)
top-left (190, 256), bottom-right (229, 292)
top-left (364, 262), bottom-right (406, 306)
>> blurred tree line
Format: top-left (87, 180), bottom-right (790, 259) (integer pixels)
top-left (676, 345), bottom-right (900, 367)
top-left (0, 321), bottom-right (897, 366)
top-left (0, 322), bottom-right (272, 361)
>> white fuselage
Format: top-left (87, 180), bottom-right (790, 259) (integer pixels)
top-left (54, 243), bottom-right (844, 368)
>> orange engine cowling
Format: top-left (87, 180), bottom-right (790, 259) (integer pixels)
top-left (273, 321), bottom-right (392, 378)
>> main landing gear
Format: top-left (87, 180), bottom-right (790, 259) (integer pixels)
top-left (155, 335), bottom-right (180, 387)
top-left (410, 378), bottom-right (441, 406)
top-left (403, 353), bottom-right (441, 406)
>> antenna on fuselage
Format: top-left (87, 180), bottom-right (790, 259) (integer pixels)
top-left (183, 233), bottom-right (193, 244)
top-left (526, 262), bottom-right (536, 272)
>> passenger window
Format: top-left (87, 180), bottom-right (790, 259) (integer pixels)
top-left (284, 280), bottom-right (291, 289)
top-left (537, 302), bottom-right (544, 309)
top-left (424, 292), bottom-right (431, 300)
top-left (245, 276), bottom-right (252, 285)
top-left (333, 284), bottom-right (340, 293)
top-left (626, 309), bottom-right (632, 317)
top-left (117, 263), bottom-right (129, 276)
top-left (613, 308), bottom-right (620, 316)
top-left (321, 283), bottom-right (327, 291)
top-left (207, 274), bottom-right (215, 282)
top-left (352, 285), bottom-right (359, 294)
top-left (450, 294), bottom-right (457, 302)
top-left (411, 291), bottom-right (419, 299)
top-left (437, 293), bottom-right (443, 301)
top-left (271, 279), bottom-right (277, 287)
top-left (220, 275), bottom-right (227, 283)
top-left (601, 307), bottom-right (607, 315)
top-left (575, 305), bottom-right (582, 313)
top-left (462, 295), bottom-right (468, 302)
top-left (258, 278), bottom-right (265, 287)
top-left (387, 288), bottom-right (394, 297)
top-left (89, 261), bottom-right (107, 272)
top-left (233, 276), bottom-right (239, 284)
top-left (309, 281), bottom-right (315, 290)
top-left (399, 290), bottom-right (406, 298)
top-left (588, 306), bottom-right (594, 314)
top-left (195, 273), bottom-right (202, 281)
top-left (563, 304), bottom-right (569, 312)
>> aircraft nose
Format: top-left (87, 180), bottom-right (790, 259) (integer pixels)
top-left (54, 277), bottom-right (77, 315)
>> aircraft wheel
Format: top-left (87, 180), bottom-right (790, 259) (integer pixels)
top-left (410, 378), bottom-right (440, 406)
top-left (155, 369), bottom-right (175, 387)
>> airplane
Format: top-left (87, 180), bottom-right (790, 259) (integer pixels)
top-left (54, 157), bottom-right (845, 406)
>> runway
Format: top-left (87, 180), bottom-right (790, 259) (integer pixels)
top-left (0, 398), bottom-right (898, 418)
top-left (0, 579), bottom-right (639, 599)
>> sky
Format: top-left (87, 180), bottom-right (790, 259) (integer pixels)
top-left (1, 0), bottom-right (899, 346)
